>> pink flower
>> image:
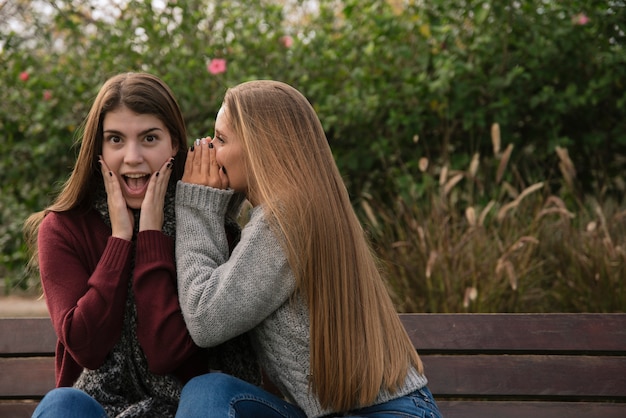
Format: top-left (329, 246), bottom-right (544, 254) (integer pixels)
top-left (573, 13), bottom-right (589, 25)
top-left (43, 90), bottom-right (52, 101)
top-left (19, 71), bottom-right (29, 82)
top-left (280, 35), bottom-right (293, 48)
top-left (207, 58), bottom-right (227, 75)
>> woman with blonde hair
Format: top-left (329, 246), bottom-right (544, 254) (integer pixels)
top-left (175, 80), bottom-right (442, 417)
top-left (24, 72), bottom-right (257, 417)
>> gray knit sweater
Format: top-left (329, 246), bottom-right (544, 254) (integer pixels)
top-left (175, 181), bottom-right (428, 418)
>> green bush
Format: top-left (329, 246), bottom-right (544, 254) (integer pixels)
top-left (1, 0), bottom-right (624, 312)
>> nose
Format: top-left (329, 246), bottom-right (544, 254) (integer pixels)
top-left (124, 142), bottom-right (144, 165)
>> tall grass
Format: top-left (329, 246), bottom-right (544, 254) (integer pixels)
top-left (362, 124), bottom-right (626, 313)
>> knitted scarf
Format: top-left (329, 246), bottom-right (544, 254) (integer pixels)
top-left (74, 180), bottom-right (261, 417)
top-left (74, 180), bottom-right (180, 417)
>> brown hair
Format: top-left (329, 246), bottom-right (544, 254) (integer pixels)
top-left (223, 80), bottom-right (423, 411)
top-left (24, 72), bottom-right (188, 270)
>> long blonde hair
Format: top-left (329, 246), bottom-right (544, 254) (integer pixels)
top-left (23, 72), bottom-right (189, 271)
top-left (223, 80), bottom-right (423, 411)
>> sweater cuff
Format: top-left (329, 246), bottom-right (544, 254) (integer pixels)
top-left (100, 236), bottom-right (133, 271)
top-left (176, 181), bottom-right (234, 215)
top-left (136, 230), bottom-right (174, 265)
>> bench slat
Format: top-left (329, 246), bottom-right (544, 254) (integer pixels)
top-left (0, 402), bottom-right (39, 418)
top-left (400, 313), bottom-right (626, 352)
top-left (423, 354), bottom-right (626, 398)
top-left (437, 401), bottom-right (626, 418)
top-left (0, 358), bottom-right (55, 398)
top-left (0, 317), bottom-right (56, 355)
top-left (2, 314), bottom-right (626, 418)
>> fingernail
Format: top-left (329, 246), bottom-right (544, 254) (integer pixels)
top-left (167, 162), bottom-right (173, 168)
top-left (195, 138), bottom-right (201, 146)
top-left (156, 171), bottom-right (160, 177)
top-left (109, 171), bottom-right (113, 177)
top-left (190, 145), bottom-right (195, 151)
top-left (208, 142), bottom-right (214, 149)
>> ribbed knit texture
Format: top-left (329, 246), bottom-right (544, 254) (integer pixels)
top-left (176, 181), bottom-right (428, 417)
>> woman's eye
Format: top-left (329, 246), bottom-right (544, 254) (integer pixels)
top-left (216, 135), bottom-right (225, 143)
top-left (108, 136), bottom-right (122, 144)
top-left (145, 135), bottom-right (157, 143)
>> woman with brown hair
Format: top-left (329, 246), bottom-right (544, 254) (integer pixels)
top-left (24, 72), bottom-right (256, 417)
top-left (175, 80), bottom-right (442, 417)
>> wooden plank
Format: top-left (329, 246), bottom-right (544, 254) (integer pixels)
top-left (400, 313), bottom-right (626, 352)
top-left (0, 402), bottom-right (39, 418)
top-left (423, 354), bottom-right (626, 398)
top-left (0, 358), bottom-right (55, 398)
top-left (437, 400), bottom-right (626, 418)
top-left (0, 318), bottom-right (56, 355)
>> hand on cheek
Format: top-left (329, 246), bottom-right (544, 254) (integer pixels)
top-left (99, 156), bottom-right (134, 241)
top-left (139, 157), bottom-right (174, 232)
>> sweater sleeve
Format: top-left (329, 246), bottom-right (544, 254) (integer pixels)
top-left (38, 212), bottom-right (131, 370)
top-left (133, 230), bottom-right (203, 375)
top-left (175, 181), bottom-right (296, 348)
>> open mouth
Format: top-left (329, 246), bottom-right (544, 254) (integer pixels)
top-left (123, 173), bottom-right (150, 192)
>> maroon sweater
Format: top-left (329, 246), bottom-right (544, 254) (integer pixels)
top-left (38, 208), bottom-right (208, 387)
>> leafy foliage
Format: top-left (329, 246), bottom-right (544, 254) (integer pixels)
top-left (1, 0), bottom-right (624, 311)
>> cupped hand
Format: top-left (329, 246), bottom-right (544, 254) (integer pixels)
top-left (139, 157), bottom-right (175, 232)
top-left (182, 138), bottom-right (228, 189)
top-left (99, 156), bottom-right (134, 241)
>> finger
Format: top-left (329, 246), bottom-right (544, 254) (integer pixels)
top-left (99, 156), bottom-right (121, 199)
top-left (99, 155), bottom-right (113, 182)
top-left (99, 156), bottom-right (133, 239)
top-left (146, 158), bottom-right (170, 202)
top-left (140, 157), bottom-right (172, 231)
top-left (200, 137), bottom-right (212, 185)
top-left (182, 144), bottom-right (196, 183)
top-left (192, 139), bottom-right (203, 180)
top-left (207, 141), bottom-right (223, 189)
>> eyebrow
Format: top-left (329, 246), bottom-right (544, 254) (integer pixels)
top-left (103, 127), bottom-right (164, 136)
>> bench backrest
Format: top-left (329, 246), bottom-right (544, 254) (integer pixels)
top-left (0, 317), bottom-right (56, 417)
top-left (400, 313), bottom-right (626, 418)
top-left (2, 314), bottom-right (625, 418)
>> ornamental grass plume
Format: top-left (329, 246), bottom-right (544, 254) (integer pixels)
top-left (359, 125), bottom-right (626, 313)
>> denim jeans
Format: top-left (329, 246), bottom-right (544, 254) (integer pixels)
top-left (32, 387), bottom-right (107, 418)
top-left (175, 372), bottom-right (443, 418)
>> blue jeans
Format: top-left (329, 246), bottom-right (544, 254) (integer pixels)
top-left (175, 372), bottom-right (443, 418)
top-left (32, 387), bottom-right (107, 418)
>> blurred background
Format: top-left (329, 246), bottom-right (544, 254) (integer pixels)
top-left (1, 0), bottom-right (625, 312)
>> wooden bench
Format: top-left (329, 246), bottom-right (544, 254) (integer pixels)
top-left (1, 314), bottom-right (625, 417)
top-left (401, 313), bottom-right (626, 418)
top-left (0, 317), bottom-right (57, 417)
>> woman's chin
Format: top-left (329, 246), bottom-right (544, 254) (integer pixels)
top-left (124, 196), bottom-right (144, 210)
